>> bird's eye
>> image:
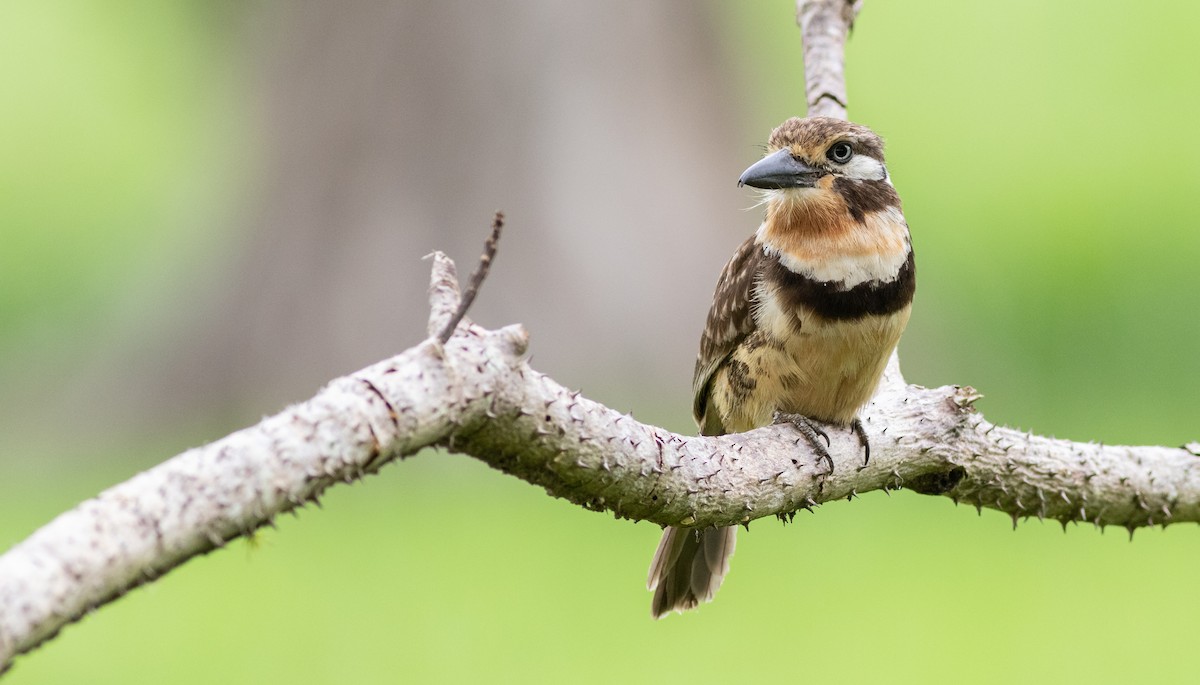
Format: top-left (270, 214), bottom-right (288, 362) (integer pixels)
top-left (827, 142), bottom-right (854, 164)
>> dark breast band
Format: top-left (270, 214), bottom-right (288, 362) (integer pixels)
top-left (763, 249), bottom-right (916, 321)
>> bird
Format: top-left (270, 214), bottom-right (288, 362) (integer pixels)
top-left (647, 116), bottom-right (915, 618)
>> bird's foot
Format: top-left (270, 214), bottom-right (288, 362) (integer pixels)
top-left (851, 418), bottom-right (871, 470)
top-left (773, 411), bottom-right (834, 481)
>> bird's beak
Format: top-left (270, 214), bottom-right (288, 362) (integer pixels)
top-left (738, 149), bottom-right (822, 189)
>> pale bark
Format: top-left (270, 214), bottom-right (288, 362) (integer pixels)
top-left (3, 252), bottom-right (1198, 670)
top-left (798, 0), bottom-right (862, 119)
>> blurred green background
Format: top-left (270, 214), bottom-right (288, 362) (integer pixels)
top-left (2, 1), bottom-right (1199, 683)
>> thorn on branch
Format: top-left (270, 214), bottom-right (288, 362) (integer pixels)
top-left (436, 211), bottom-right (504, 344)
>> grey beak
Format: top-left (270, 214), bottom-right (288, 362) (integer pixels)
top-left (738, 149), bottom-right (822, 189)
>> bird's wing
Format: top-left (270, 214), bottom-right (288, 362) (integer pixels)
top-left (692, 235), bottom-right (763, 436)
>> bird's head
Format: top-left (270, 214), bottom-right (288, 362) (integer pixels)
top-left (740, 117), bottom-right (888, 191)
top-left (740, 117), bottom-right (897, 227)
top-left (742, 117), bottom-right (909, 283)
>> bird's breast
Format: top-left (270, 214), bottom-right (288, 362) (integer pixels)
top-left (757, 205), bottom-right (911, 288)
top-left (707, 234), bottom-right (915, 431)
top-left (734, 276), bottom-right (911, 426)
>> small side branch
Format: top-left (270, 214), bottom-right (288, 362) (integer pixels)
top-left (436, 211), bottom-right (504, 344)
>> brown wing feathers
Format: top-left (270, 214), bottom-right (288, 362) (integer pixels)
top-left (691, 236), bottom-right (763, 435)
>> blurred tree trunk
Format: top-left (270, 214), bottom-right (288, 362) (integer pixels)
top-left (76, 0), bottom-right (748, 438)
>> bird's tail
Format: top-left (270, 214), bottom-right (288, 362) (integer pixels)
top-left (646, 525), bottom-right (736, 619)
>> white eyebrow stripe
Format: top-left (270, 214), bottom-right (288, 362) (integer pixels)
top-left (837, 154), bottom-right (887, 181)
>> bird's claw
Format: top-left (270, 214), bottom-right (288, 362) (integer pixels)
top-left (851, 418), bottom-right (871, 470)
top-left (773, 411), bottom-right (835, 480)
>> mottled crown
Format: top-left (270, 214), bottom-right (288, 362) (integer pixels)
top-left (768, 117), bottom-right (886, 162)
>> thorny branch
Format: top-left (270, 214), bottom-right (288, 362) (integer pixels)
top-left (2, 242), bottom-right (1198, 671)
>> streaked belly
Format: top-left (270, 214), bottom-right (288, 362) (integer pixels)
top-left (711, 304), bottom-right (910, 432)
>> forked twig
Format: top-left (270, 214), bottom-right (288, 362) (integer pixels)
top-left (436, 211), bottom-right (504, 344)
